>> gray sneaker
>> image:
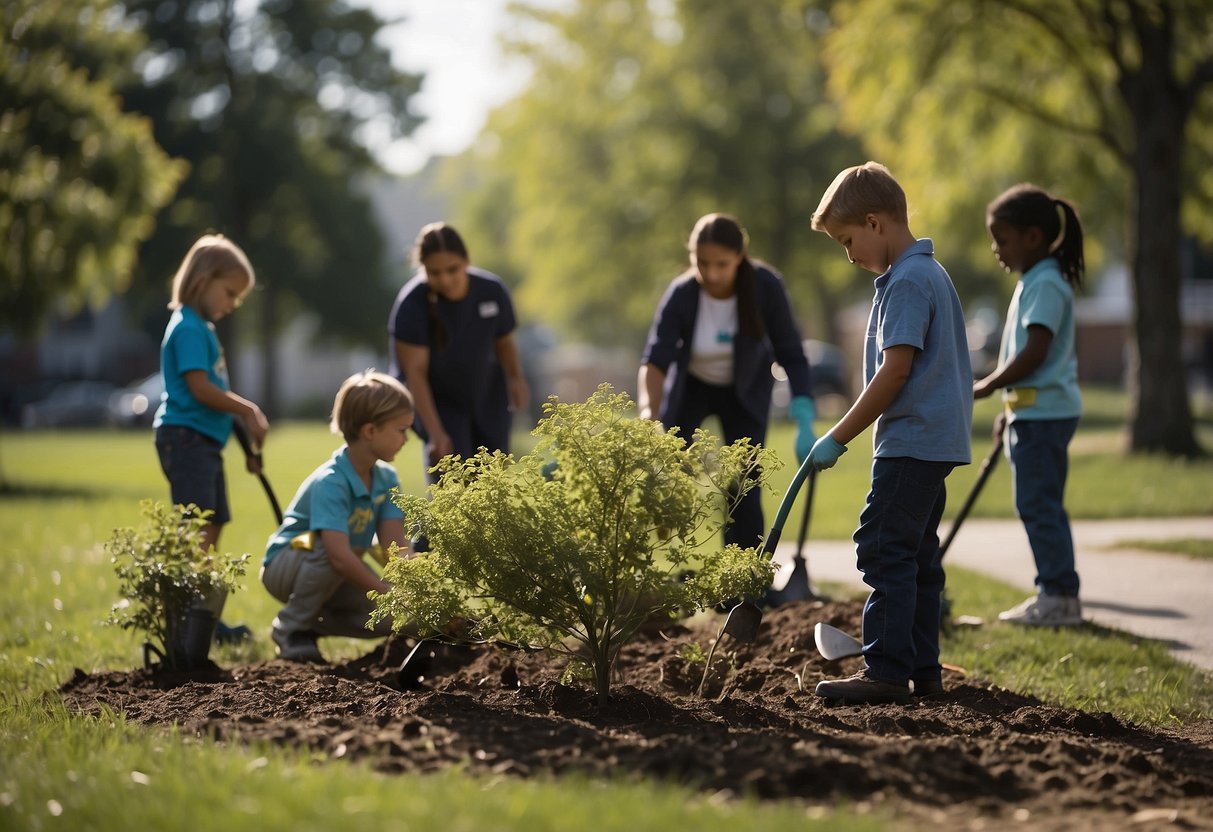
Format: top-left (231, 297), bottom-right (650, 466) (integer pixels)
top-left (998, 594), bottom-right (1082, 627)
top-left (271, 625), bottom-right (324, 662)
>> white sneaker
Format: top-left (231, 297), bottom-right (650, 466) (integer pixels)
top-left (998, 594), bottom-right (1082, 627)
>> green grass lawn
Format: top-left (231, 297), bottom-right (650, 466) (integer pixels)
top-left (1, 388), bottom-right (1210, 831)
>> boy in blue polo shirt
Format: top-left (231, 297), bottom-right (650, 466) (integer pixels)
top-left (805, 162), bottom-right (972, 704)
top-left (261, 371), bottom-right (414, 662)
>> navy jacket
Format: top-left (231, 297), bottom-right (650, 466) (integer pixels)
top-left (641, 264), bottom-right (812, 425)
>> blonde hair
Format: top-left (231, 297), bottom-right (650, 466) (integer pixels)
top-left (811, 162), bottom-right (908, 230)
top-left (168, 234), bottom-right (256, 310)
top-left (331, 370), bottom-right (415, 443)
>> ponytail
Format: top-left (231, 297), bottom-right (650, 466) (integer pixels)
top-left (1052, 198), bottom-right (1085, 290)
top-left (427, 290), bottom-right (449, 351)
top-left (734, 258), bottom-right (765, 339)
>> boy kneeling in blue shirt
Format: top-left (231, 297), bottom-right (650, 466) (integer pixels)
top-left (261, 371), bottom-right (414, 662)
top-left (805, 162), bottom-right (973, 704)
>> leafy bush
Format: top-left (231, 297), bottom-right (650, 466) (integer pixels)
top-left (106, 500), bottom-right (249, 669)
top-left (371, 385), bottom-right (778, 704)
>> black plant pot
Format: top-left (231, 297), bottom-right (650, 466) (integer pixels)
top-left (145, 606), bottom-right (218, 671)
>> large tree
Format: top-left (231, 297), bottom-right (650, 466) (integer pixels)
top-left (823, 0), bottom-right (1212, 456)
top-left (119, 0), bottom-right (423, 415)
top-left (451, 0), bottom-right (863, 350)
top-left (1, 0), bottom-right (183, 336)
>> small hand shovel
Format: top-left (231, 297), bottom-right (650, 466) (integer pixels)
top-left (814, 621), bottom-right (863, 660)
top-left (721, 459), bottom-right (817, 643)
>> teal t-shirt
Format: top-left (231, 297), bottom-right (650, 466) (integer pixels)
top-left (997, 257), bottom-right (1082, 422)
top-left (263, 447), bottom-right (405, 566)
top-left (153, 306), bottom-right (234, 444)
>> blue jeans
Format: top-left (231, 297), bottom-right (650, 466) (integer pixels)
top-left (1007, 417), bottom-right (1079, 597)
top-left (853, 457), bottom-right (955, 685)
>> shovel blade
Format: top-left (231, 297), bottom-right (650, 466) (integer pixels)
top-left (721, 601), bottom-right (763, 643)
top-left (765, 556), bottom-right (814, 607)
top-left (814, 621), bottom-right (863, 660)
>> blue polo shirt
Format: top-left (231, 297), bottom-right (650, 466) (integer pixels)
top-left (998, 257), bottom-right (1082, 422)
top-left (153, 305), bottom-right (234, 445)
top-left (263, 447), bottom-right (405, 566)
top-left (864, 239), bottom-right (972, 463)
top-left (388, 266), bottom-right (516, 422)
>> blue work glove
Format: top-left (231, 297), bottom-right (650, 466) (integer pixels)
top-left (806, 433), bottom-right (848, 472)
top-left (789, 395), bottom-right (817, 463)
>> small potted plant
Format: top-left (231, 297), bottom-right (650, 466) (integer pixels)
top-left (370, 385), bottom-right (777, 705)
top-left (106, 500), bottom-right (250, 671)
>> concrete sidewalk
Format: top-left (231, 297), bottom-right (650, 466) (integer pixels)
top-left (772, 516), bottom-right (1213, 672)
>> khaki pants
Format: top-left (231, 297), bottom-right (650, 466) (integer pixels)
top-left (260, 536), bottom-right (391, 639)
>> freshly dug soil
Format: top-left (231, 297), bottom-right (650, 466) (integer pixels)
top-left (59, 599), bottom-right (1213, 830)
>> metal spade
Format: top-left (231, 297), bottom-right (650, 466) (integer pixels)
top-left (814, 621), bottom-right (863, 660)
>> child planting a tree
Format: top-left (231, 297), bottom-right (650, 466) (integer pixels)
top-left (806, 162), bottom-right (972, 704)
top-left (260, 371), bottom-right (414, 662)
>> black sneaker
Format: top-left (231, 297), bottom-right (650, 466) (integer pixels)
top-left (214, 621), bottom-right (253, 646)
top-left (271, 627), bottom-right (324, 663)
top-left (815, 669), bottom-right (911, 704)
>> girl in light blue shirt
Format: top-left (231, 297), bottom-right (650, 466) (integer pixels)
top-left (975, 184), bottom-right (1086, 627)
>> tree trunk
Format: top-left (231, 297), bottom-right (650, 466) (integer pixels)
top-left (259, 282), bottom-right (280, 419)
top-left (1122, 23), bottom-right (1202, 457)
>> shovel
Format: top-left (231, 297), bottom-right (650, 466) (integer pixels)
top-left (810, 436), bottom-right (1005, 660)
top-left (233, 419), bottom-right (284, 525)
top-left (720, 455), bottom-right (816, 643)
top-left (764, 468), bottom-right (818, 607)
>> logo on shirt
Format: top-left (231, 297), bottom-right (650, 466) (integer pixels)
top-left (479, 301), bottom-right (500, 318)
top-left (349, 507), bottom-right (374, 535)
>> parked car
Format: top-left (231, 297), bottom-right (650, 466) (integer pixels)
top-left (21, 381), bottom-right (118, 428)
top-left (108, 373), bottom-right (164, 428)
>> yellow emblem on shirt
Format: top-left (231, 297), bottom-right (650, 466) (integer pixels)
top-left (349, 506), bottom-right (374, 535)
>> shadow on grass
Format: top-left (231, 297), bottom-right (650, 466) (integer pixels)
top-left (0, 480), bottom-right (115, 501)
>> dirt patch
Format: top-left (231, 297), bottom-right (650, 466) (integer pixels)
top-left (59, 599), bottom-right (1213, 830)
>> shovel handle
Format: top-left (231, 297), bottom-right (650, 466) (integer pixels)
top-left (794, 469), bottom-right (817, 559)
top-left (232, 420), bottom-right (284, 525)
top-left (939, 436), bottom-right (1002, 557)
top-left (761, 454), bottom-right (815, 561)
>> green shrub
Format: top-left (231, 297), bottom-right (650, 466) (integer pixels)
top-left (106, 500), bottom-right (250, 669)
top-left (371, 385), bottom-right (778, 704)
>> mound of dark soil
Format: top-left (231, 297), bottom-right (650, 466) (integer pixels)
top-left (59, 599), bottom-right (1213, 830)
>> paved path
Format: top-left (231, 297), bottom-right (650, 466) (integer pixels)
top-left (772, 516), bottom-right (1213, 672)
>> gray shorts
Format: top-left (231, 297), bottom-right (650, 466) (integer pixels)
top-left (155, 425), bottom-right (231, 526)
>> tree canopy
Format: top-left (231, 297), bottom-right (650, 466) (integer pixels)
top-left (450, 0), bottom-right (864, 350)
top-left (1, 0), bottom-right (183, 337)
top-left (118, 0), bottom-right (424, 413)
top-left (822, 0), bottom-right (1212, 455)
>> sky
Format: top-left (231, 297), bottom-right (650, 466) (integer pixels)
top-left (354, 0), bottom-right (558, 175)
